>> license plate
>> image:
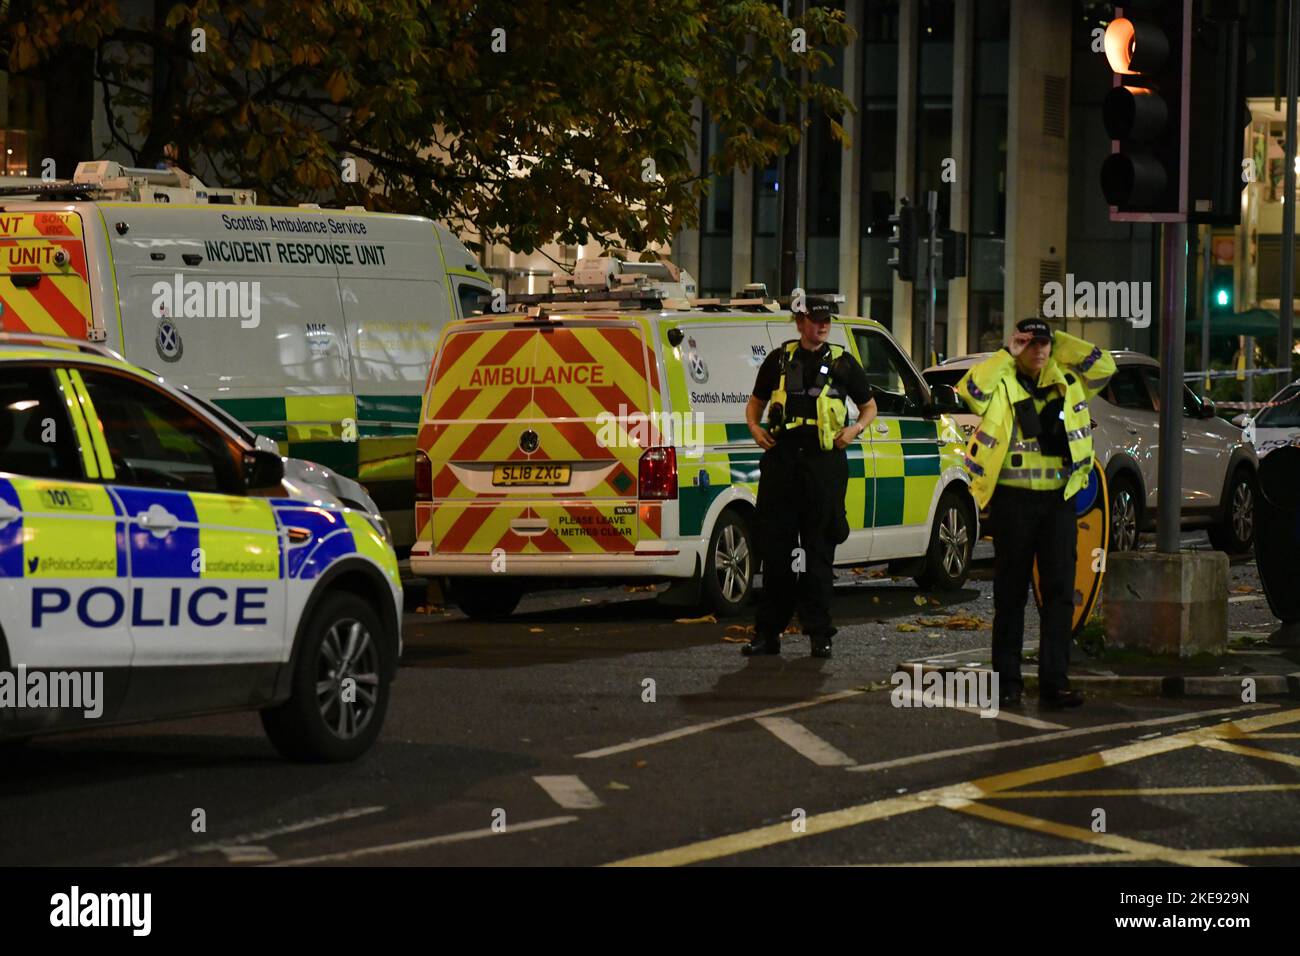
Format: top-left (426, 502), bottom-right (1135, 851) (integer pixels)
top-left (492, 463), bottom-right (571, 486)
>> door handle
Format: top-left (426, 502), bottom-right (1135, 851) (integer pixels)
top-left (136, 505), bottom-right (179, 537)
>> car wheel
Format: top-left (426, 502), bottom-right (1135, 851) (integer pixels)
top-left (451, 578), bottom-right (523, 620)
top-left (1108, 474), bottom-right (1141, 552)
top-left (260, 592), bottom-right (391, 763)
top-left (701, 510), bottom-right (755, 617)
top-left (1208, 468), bottom-right (1256, 555)
top-left (915, 490), bottom-right (973, 591)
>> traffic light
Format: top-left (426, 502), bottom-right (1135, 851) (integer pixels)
top-left (1187, 3), bottom-right (1248, 225)
top-left (1211, 263), bottom-right (1234, 312)
top-left (887, 197), bottom-right (921, 282)
top-left (1100, 1), bottom-right (1191, 219)
top-left (941, 230), bottom-right (967, 280)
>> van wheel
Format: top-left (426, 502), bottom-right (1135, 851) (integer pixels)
top-left (452, 578), bottom-right (522, 620)
top-left (261, 593), bottom-right (390, 763)
top-left (702, 510), bottom-right (755, 617)
top-left (1208, 468), bottom-right (1256, 555)
top-left (915, 491), bottom-right (973, 591)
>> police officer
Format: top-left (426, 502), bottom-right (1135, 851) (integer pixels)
top-left (957, 318), bottom-right (1115, 708)
top-left (742, 297), bottom-right (878, 658)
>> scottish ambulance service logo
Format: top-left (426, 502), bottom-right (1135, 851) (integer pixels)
top-left (156, 318), bottom-right (183, 363)
top-left (683, 335), bottom-right (709, 385)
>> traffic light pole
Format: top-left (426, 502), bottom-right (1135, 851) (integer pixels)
top-left (1279, 0), bottom-right (1298, 386)
top-left (1157, 221), bottom-right (1188, 555)
top-left (924, 190), bottom-right (938, 367)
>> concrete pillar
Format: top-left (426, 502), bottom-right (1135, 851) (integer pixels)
top-left (1104, 552), bottom-right (1230, 657)
top-left (673, 97), bottom-right (704, 280)
top-left (947, 0), bottom-right (974, 357)
top-left (837, 0), bottom-right (865, 316)
top-left (1005, 0), bottom-right (1072, 334)
top-left (892, 0), bottom-right (920, 351)
top-left (731, 166), bottom-right (755, 295)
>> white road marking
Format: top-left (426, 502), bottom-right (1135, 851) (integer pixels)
top-left (898, 689), bottom-right (1066, 730)
top-left (129, 805), bottom-right (387, 866)
top-left (755, 717), bottom-right (857, 767)
top-left (533, 775), bottom-right (604, 809)
top-left (847, 703), bottom-right (1277, 773)
top-left (271, 815), bottom-right (578, 866)
top-left (219, 846), bottom-right (277, 864)
top-left (575, 688), bottom-right (866, 758)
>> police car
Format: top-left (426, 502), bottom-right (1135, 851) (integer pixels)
top-left (0, 334), bottom-right (402, 760)
top-left (411, 258), bottom-right (975, 619)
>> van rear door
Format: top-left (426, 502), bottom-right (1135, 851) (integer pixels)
top-left (420, 318), bottom-right (656, 556)
top-left (0, 211), bottom-right (93, 339)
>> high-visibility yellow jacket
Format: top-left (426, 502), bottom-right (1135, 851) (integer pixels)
top-left (956, 331), bottom-right (1115, 509)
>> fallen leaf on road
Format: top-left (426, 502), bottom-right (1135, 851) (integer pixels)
top-left (1231, 585), bottom-right (1256, 593)
top-left (915, 617), bottom-right (949, 627)
top-left (913, 595), bottom-right (928, 606)
top-left (868, 568), bottom-right (889, 579)
top-left (722, 624), bottom-right (755, 643)
top-left (634, 760), bottom-right (647, 769)
top-left (942, 614), bottom-right (989, 630)
top-left (607, 781), bottom-right (631, 791)
top-left (623, 584), bottom-right (657, 593)
top-left (896, 622), bottom-right (923, 632)
top-left (871, 596), bottom-right (880, 603)
top-left (674, 613), bottom-right (718, 624)
top-left (929, 597), bottom-right (941, 606)
top-left (528, 627), bottom-right (544, 633)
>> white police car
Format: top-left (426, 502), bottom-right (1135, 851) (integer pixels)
top-left (0, 334), bottom-right (401, 761)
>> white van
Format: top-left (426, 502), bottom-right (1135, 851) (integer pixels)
top-left (0, 161), bottom-right (492, 548)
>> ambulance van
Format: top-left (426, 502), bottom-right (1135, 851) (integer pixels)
top-left (0, 161), bottom-right (493, 550)
top-left (410, 258), bottom-right (977, 619)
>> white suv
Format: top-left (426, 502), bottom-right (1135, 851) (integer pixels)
top-left (924, 351), bottom-right (1259, 554)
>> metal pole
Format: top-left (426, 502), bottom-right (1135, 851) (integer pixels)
top-left (925, 189), bottom-right (938, 366)
top-left (1201, 226), bottom-right (1212, 392)
top-left (1279, 0), bottom-right (1299, 386)
top-left (1157, 221), bottom-right (1188, 554)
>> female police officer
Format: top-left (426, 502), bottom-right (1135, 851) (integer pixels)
top-left (741, 297), bottom-right (877, 658)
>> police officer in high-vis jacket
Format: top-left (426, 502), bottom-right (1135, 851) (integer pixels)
top-left (957, 318), bottom-right (1115, 709)
top-left (743, 297), bottom-right (878, 658)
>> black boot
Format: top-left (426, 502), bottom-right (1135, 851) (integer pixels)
top-left (1039, 688), bottom-right (1084, 709)
top-left (742, 635), bottom-right (780, 656)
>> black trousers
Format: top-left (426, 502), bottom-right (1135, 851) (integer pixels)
top-left (754, 441), bottom-right (849, 642)
top-left (989, 485), bottom-right (1077, 695)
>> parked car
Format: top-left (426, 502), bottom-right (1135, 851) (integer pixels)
top-left (1234, 382), bottom-right (1300, 460)
top-left (925, 350), bottom-right (1259, 554)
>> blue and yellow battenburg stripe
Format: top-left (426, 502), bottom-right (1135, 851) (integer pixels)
top-left (0, 476), bottom-right (395, 584)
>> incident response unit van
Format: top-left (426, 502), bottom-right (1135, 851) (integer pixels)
top-left (409, 258), bottom-right (977, 619)
top-left (0, 161), bottom-right (493, 550)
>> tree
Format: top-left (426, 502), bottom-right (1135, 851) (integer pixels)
top-left (2, 0), bottom-right (853, 253)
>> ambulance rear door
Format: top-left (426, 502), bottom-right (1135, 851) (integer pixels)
top-left (0, 208), bottom-right (94, 340)
top-left (420, 317), bottom-right (656, 558)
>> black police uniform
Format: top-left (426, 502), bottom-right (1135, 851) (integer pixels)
top-left (747, 338), bottom-right (875, 657)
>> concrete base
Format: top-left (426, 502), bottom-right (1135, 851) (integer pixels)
top-left (1103, 551), bottom-right (1229, 657)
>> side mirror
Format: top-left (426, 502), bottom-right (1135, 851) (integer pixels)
top-left (1199, 399), bottom-right (1217, 419)
top-left (928, 383), bottom-right (963, 415)
top-left (1230, 413), bottom-right (1250, 428)
top-left (243, 448), bottom-right (285, 490)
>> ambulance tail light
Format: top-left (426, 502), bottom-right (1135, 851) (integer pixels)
top-left (638, 447), bottom-right (677, 500)
top-left (415, 451), bottom-right (432, 502)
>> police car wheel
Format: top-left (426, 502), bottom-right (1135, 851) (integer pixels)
top-left (1208, 468), bottom-right (1256, 555)
top-left (915, 491), bottom-right (973, 591)
top-left (702, 510), bottom-right (754, 617)
top-left (260, 593), bottom-right (390, 763)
